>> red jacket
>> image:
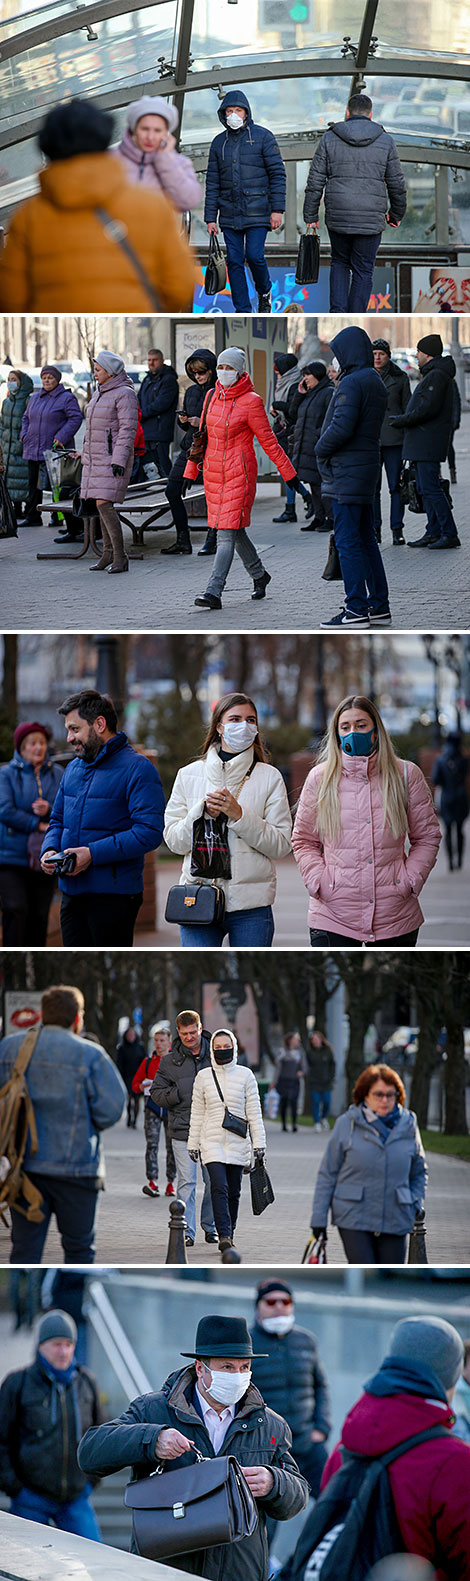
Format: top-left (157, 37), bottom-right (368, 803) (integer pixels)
top-left (322, 1391), bottom-right (470, 1579)
top-left (132, 1050), bottom-right (160, 1093)
top-left (184, 372), bottom-right (296, 530)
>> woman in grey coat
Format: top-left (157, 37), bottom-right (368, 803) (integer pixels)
top-left (310, 1061), bottom-right (427, 1265)
top-left (80, 349), bottom-right (138, 574)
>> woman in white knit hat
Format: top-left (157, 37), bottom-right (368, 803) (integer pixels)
top-left (116, 96), bottom-right (201, 211)
top-left (187, 1028), bottom-right (266, 1256)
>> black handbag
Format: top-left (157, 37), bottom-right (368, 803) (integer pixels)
top-left (0, 474), bottom-right (18, 538)
top-left (249, 1158), bottom-right (275, 1216)
top-left (191, 811), bottom-right (232, 880)
top-left (295, 231), bottom-right (320, 285)
top-left (164, 882), bottom-right (226, 927)
top-left (212, 1066), bottom-right (248, 1140)
top-left (322, 532), bottom-right (342, 581)
top-left (205, 233), bottom-right (227, 296)
top-left (124, 1448), bottom-right (258, 1561)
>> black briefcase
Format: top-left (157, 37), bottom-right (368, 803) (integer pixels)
top-left (165, 882), bottom-right (226, 927)
top-left (125, 1451), bottom-right (258, 1560)
top-left (295, 231), bottom-right (320, 285)
top-left (249, 1159), bottom-right (275, 1216)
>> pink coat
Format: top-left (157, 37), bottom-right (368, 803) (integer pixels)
top-left (81, 370), bottom-right (138, 503)
top-left (115, 132), bottom-right (202, 211)
top-left (184, 373), bottom-right (297, 530)
top-left (292, 751), bottom-right (441, 941)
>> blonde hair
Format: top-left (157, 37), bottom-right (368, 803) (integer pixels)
top-left (310, 695), bottom-right (408, 844)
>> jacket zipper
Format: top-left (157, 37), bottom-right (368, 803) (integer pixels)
top-left (60, 1389), bottom-right (68, 1501)
top-left (214, 402), bottom-right (232, 529)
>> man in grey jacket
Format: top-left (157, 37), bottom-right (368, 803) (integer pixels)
top-left (304, 93), bottom-right (406, 311)
top-left (148, 1009), bottom-right (217, 1248)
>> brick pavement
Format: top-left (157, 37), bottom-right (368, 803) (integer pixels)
top-left (2, 1116), bottom-right (467, 1269)
top-left (2, 419), bottom-right (469, 632)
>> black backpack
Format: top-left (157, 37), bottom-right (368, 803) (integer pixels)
top-left (281, 1426), bottom-right (449, 1581)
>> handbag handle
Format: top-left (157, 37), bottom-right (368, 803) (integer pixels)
top-left (153, 1445), bottom-right (208, 1477)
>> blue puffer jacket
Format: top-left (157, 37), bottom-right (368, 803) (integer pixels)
top-left (0, 750), bottom-right (64, 867)
top-left (0, 1025), bottom-right (125, 1180)
top-left (315, 327), bottom-right (388, 503)
top-left (204, 90), bottom-right (286, 230)
top-left (0, 372), bottom-right (34, 501)
top-left (41, 732), bottom-right (165, 895)
top-left (311, 1103), bottom-right (427, 1235)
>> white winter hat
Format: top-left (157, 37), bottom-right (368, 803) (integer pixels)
top-left (217, 346), bottom-right (246, 375)
top-left (151, 1020), bottom-right (171, 1037)
top-left (127, 96), bottom-right (179, 134)
top-left (94, 349), bottom-right (124, 375)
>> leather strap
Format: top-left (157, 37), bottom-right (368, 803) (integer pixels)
top-left (95, 207), bottom-right (162, 313)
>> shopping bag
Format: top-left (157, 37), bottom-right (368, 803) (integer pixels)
top-left (0, 475), bottom-right (18, 538)
top-left (301, 1233), bottom-right (328, 1265)
top-left (249, 1160), bottom-right (275, 1216)
top-left (264, 1088), bottom-right (280, 1120)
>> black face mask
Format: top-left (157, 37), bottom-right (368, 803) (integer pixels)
top-left (214, 1049), bottom-right (233, 1065)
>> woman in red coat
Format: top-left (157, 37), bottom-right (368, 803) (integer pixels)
top-left (184, 346), bottom-right (300, 609)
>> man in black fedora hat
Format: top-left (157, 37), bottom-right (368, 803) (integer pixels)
top-left (78, 1314), bottom-right (308, 1579)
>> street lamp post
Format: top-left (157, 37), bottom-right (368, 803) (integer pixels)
top-left (94, 636), bottom-right (125, 727)
top-left (309, 637), bottom-right (327, 750)
top-left (422, 635), bottom-right (442, 748)
top-left (444, 637), bottom-right (463, 734)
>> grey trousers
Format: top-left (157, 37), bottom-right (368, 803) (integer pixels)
top-left (171, 1140), bottom-right (216, 1242)
top-left (204, 529), bottom-right (265, 597)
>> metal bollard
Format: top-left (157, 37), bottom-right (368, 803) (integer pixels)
top-left (407, 1210), bottom-right (428, 1265)
top-left (165, 1198), bottom-right (188, 1265)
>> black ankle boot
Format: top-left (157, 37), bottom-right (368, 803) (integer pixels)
top-left (161, 538), bottom-right (192, 555)
top-left (198, 530), bottom-right (217, 555)
top-left (251, 570), bottom-right (271, 600)
top-left (273, 506), bottom-right (296, 523)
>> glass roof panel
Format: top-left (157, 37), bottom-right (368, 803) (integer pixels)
top-left (375, 0), bottom-right (470, 58)
top-left (0, 0), bottom-right (108, 42)
top-left (190, 0), bottom-right (365, 68)
top-left (0, 3), bottom-right (177, 128)
top-left (180, 74), bottom-right (470, 147)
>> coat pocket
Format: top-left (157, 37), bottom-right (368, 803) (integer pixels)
top-left (333, 1181), bottom-right (364, 1202)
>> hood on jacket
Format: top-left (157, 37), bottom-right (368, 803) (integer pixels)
top-left (170, 1029), bottom-right (211, 1066)
top-left (210, 1028), bottom-right (238, 1068)
top-left (332, 117), bottom-right (386, 148)
top-left (95, 368), bottom-right (136, 396)
top-left (11, 371), bottom-right (34, 398)
top-left (338, 1389), bottom-right (454, 1461)
top-left (330, 326), bottom-right (374, 373)
top-left (274, 354), bottom-right (298, 376)
top-left (185, 348), bottom-right (218, 381)
top-left (39, 152), bottom-right (128, 211)
top-left (11, 747), bottom-right (54, 774)
top-left (218, 90), bottom-right (252, 127)
top-left (421, 354), bottom-right (456, 381)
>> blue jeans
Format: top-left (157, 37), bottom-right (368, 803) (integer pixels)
top-left (206, 1160), bottom-right (243, 1240)
top-left (11, 1484), bottom-right (101, 1541)
top-left (171, 1141), bottom-right (215, 1243)
top-left (328, 230), bottom-right (382, 311)
top-left (373, 446), bottom-right (405, 536)
top-left (312, 1090), bottom-right (331, 1124)
top-left (415, 460), bottom-right (458, 541)
top-left (332, 499), bottom-right (390, 616)
top-left (180, 905), bottom-right (275, 948)
top-left (286, 480), bottom-right (310, 506)
top-left (223, 226), bottom-right (270, 310)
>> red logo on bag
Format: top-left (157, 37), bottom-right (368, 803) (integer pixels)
top-left (270, 1436), bottom-right (276, 1444)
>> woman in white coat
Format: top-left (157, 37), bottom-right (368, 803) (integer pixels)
top-left (187, 1028), bottom-right (266, 1255)
top-left (163, 692), bottom-right (292, 946)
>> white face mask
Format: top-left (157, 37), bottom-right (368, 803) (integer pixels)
top-left (217, 367), bottom-right (239, 388)
top-left (261, 1314), bottom-right (295, 1336)
top-left (8, 379), bottom-right (20, 391)
top-left (203, 1367), bottom-right (251, 1405)
top-left (226, 111), bottom-right (245, 130)
top-left (222, 720), bottom-right (258, 752)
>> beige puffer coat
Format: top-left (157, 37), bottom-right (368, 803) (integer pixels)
top-left (163, 744), bottom-right (292, 913)
top-left (187, 1030), bottom-right (266, 1166)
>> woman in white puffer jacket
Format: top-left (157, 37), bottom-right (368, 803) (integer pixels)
top-left (164, 692), bottom-right (293, 947)
top-left (187, 1028), bottom-right (266, 1256)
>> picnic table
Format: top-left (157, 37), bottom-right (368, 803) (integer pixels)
top-left (36, 481), bottom-right (206, 561)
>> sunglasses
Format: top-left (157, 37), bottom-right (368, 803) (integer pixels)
top-left (262, 1295), bottom-right (293, 1308)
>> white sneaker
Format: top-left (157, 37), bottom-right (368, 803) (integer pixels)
top-left (322, 1118), bottom-right (330, 1130)
top-left (314, 1122), bottom-right (323, 1134)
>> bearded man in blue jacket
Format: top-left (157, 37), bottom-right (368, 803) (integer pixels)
top-left (41, 688), bottom-right (165, 945)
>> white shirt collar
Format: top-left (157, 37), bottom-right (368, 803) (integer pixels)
top-left (196, 1383), bottom-right (235, 1425)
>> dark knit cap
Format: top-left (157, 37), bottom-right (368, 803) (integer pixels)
top-left (14, 720), bottom-right (52, 753)
top-left (256, 1279), bottom-right (293, 1303)
top-left (41, 365), bottom-right (61, 382)
top-left (38, 1310), bottom-right (77, 1346)
top-left (181, 1315), bottom-right (268, 1358)
top-left (417, 334), bottom-right (443, 358)
top-left (39, 99), bottom-right (113, 162)
top-left (305, 362), bottom-right (328, 381)
top-left (372, 339), bottom-right (391, 355)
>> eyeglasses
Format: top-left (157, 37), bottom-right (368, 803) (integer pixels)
top-left (262, 1296), bottom-right (293, 1308)
top-left (369, 1091), bottom-right (396, 1102)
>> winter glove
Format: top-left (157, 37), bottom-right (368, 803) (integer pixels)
top-left (188, 1150), bottom-right (199, 1163)
top-left (312, 1226), bottom-right (327, 1240)
top-left (180, 479), bottom-right (192, 497)
top-left (289, 474), bottom-right (302, 492)
top-left (112, 463), bottom-right (125, 477)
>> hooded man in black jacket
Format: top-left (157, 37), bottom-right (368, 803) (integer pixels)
top-left (290, 363), bottom-right (334, 532)
top-left (0, 1309), bottom-right (102, 1539)
top-left (205, 89), bottom-right (286, 313)
top-left (304, 92), bottom-right (406, 312)
top-left (162, 348), bottom-right (218, 558)
top-left (390, 334), bottom-right (461, 549)
top-left (78, 1314), bottom-right (308, 1581)
top-left (139, 349), bottom-right (179, 479)
top-left (148, 1009), bottom-right (217, 1248)
top-left (372, 339), bottom-right (411, 545)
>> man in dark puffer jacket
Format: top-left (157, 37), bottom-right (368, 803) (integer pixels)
top-left (0, 1310), bottom-right (102, 1538)
top-left (139, 349), bottom-right (179, 479)
top-left (304, 92), bottom-right (406, 312)
top-left (205, 90), bottom-right (286, 313)
top-left (162, 347), bottom-right (217, 557)
top-left (315, 326), bottom-right (390, 626)
top-left (390, 334), bottom-right (461, 550)
top-left (372, 339), bottom-right (411, 546)
top-left (250, 1280), bottom-right (332, 1498)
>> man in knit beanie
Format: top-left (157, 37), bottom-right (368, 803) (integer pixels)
top-left (250, 1279), bottom-right (331, 1499)
top-left (0, 1309), bottom-right (103, 1538)
top-left (288, 1312), bottom-right (470, 1578)
top-left (390, 334), bottom-right (460, 549)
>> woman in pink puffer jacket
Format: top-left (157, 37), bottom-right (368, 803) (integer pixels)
top-left (81, 350), bottom-right (138, 575)
top-left (292, 694), bottom-right (441, 946)
top-left (116, 96), bottom-right (201, 212)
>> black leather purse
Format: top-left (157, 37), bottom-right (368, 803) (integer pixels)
top-left (205, 233), bottom-right (228, 296)
top-left (249, 1158), bottom-right (275, 1216)
top-left (212, 1066), bottom-right (248, 1139)
top-left (125, 1447), bottom-right (258, 1560)
top-left (164, 882), bottom-right (226, 927)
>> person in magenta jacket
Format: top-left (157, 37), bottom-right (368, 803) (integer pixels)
top-left (116, 96), bottom-right (201, 212)
top-left (292, 693), bottom-right (441, 947)
top-left (186, 346), bottom-right (301, 610)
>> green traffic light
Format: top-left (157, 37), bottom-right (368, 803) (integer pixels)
top-left (289, 1), bottom-right (309, 18)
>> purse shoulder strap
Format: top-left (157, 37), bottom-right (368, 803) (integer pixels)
top-left (211, 1065), bottom-right (226, 1106)
top-left (95, 207), bottom-right (162, 313)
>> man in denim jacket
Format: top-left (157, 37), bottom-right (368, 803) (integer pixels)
top-left (0, 983), bottom-right (125, 1263)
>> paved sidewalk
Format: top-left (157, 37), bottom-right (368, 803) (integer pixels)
top-left (3, 1117), bottom-right (466, 1269)
top-left (2, 422), bottom-right (469, 632)
top-left (145, 835), bottom-right (469, 946)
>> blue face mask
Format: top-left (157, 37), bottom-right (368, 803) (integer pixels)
top-left (339, 728), bottom-right (376, 758)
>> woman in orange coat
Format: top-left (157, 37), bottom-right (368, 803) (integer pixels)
top-left (185, 347), bottom-right (300, 609)
top-left (0, 100), bottom-right (196, 314)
